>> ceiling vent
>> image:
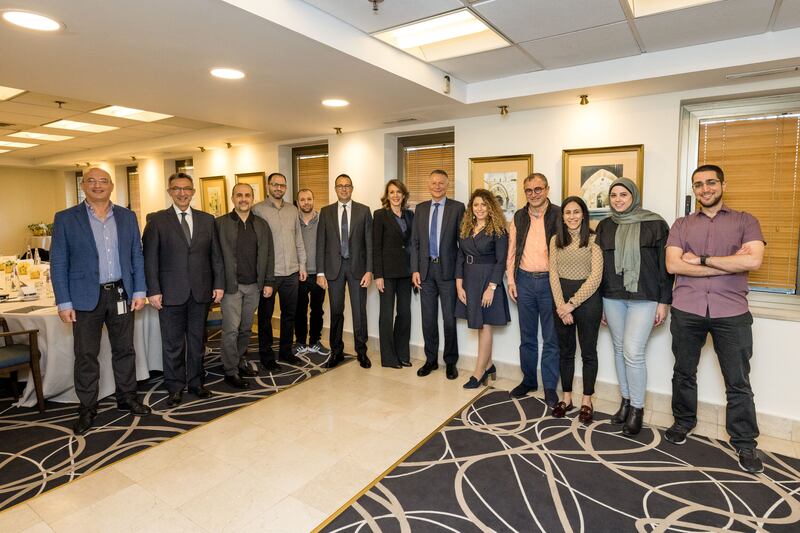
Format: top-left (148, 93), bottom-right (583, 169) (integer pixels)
top-left (383, 117), bottom-right (418, 125)
top-left (0, 122), bottom-right (14, 128)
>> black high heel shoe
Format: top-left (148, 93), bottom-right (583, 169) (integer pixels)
top-left (463, 376), bottom-right (481, 389)
top-left (479, 364), bottom-right (497, 383)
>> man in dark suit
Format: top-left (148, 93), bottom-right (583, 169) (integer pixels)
top-left (410, 169), bottom-right (465, 380)
top-left (51, 167), bottom-right (151, 436)
top-left (142, 172), bottom-right (225, 407)
top-left (316, 174), bottom-right (373, 369)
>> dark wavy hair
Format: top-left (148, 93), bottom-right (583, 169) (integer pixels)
top-left (555, 196), bottom-right (592, 249)
top-left (380, 179), bottom-right (409, 209)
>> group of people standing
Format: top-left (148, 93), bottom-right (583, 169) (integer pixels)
top-left (50, 163), bottom-right (766, 474)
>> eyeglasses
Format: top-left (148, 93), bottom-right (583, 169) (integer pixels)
top-left (335, 184), bottom-right (353, 190)
top-left (524, 186), bottom-right (547, 195)
top-left (84, 178), bottom-right (110, 185)
top-left (270, 183), bottom-right (286, 189)
top-left (169, 186), bottom-right (195, 193)
top-left (692, 178), bottom-right (721, 190)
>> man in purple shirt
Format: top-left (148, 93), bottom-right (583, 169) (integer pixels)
top-left (665, 164), bottom-right (766, 473)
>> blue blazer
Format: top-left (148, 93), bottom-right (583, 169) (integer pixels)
top-left (50, 203), bottom-right (146, 311)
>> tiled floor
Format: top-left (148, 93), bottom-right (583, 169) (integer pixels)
top-left (2, 359), bottom-right (798, 532)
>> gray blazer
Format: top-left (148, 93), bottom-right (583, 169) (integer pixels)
top-left (316, 201), bottom-right (373, 280)
top-left (215, 211), bottom-right (275, 293)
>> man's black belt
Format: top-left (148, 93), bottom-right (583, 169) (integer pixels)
top-left (429, 257), bottom-right (441, 263)
top-left (517, 269), bottom-right (549, 278)
top-left (100, 280), bottom-right (123, 290)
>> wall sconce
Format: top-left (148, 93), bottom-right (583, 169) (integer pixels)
top-left (443, 75), bottom-right (451, 95)
top-left (334, 127), bottom-right (342, 135)
top-left (198, 146), bottom-right (206, 152)
top-left (226, 142), bottom-right (232, 149)
top-left (579, 94), bottom-right (589, 106)
top-left (84, 162), bottom-right (91, 167)
top-left (498, 105), bottom-right (508, 116)
top-left (130, 156), bottom-right (136, 162)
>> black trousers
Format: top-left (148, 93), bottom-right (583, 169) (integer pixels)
top-left (420, 261), bottom-right (458, 365)
top-left (553, 278), bottom-right (601, 395)
top-left (258, 272), bottom-right (299, 361)
top-left (73, 283), bottom-right (137, 409)
top-left (670, 307), bottom-right (759, 450)
top-left (295, 276), bottom-right (325, 346)
top-left (328, 259), bottom-right (368, 358)
top-left (378, 277), bottom-right (411, 366)
top-left (158, 297), bottom-right (209, 393)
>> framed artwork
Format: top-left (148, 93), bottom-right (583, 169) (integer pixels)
top-left (200, 176), bottom-right (228, 217)
top-left (469, 154), bottom-right (533, 221)
top-left (562, 144), bottom-right (644, 218)
top-left (236, 172), bottom-right (267, 204)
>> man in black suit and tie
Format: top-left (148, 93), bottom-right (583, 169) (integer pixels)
top-left (143, 173), bottom-right (225, 406)
top-left (316, 174), bottom-right (373, 369)
top-left (410, 169), bottom-right (465, 380)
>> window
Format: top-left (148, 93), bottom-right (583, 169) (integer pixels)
top-left (293, 145), bottom-right (328, 208)
top-left (175, 158), bottom-right (194, 177)
top-left (75, 170), bottom-right (85, 204)
top-left (398, 132), bottom-right (454, 206)
top-left (681, 95), bottom-right (800, 295)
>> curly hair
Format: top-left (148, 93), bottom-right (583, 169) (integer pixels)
top-left (460, 188), bottom-right (507, 238)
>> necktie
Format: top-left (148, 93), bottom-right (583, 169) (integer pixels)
top-left (180, 212), bottom-right (191, 244)
top-left (429, 202), bottom-right (440, 258)
top-left (341, 204), bottom-right (349, 259)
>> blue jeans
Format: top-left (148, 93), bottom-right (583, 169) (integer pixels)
top-left (602, 298), bottom-right (657, 409)
top-left (516, 270), bottom-right (559, 390)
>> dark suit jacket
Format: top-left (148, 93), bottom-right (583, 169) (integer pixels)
top-left (50, 203), bottom-right (146, 311)
top-left (373, 207), bottom-right (413, 279)
top-left (215, 211), bottom-right (275, 293)
top-left (410, 198), bottom-right (465, 281)
top-left (316, 201), bottom-right (373, 280)
top-left (142, 207), bottom-right (224, 305)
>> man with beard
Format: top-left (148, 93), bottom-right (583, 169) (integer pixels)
top-left (665, 164), bottom-right (766, 473)
top-left (294, 188), bottom-right (329, 356)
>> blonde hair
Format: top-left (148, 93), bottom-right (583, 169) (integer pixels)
top-left (460, 188), bottom-right (507, 238)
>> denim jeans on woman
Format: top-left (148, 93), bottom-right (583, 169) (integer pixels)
top-left (602, 298), bottom-right (657, 409)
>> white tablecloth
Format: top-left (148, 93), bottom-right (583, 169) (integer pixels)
top-left (0, 297), bottom-right (162, 407)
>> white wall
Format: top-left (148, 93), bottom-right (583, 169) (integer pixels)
top-left (0, 167), bottom-right (65, 254)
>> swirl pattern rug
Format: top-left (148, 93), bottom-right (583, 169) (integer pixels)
top-left (0, 331), bottom-right (346, 511)
top-left (322, 390), bottom-right (800, 532)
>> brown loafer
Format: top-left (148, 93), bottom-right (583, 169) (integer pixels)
top-left (552, 401), bottom-right (573, 418)
top-left (578, 405), bottom-right (594, 424)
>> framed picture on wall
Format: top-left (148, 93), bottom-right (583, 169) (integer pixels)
top-left (200, 176), bottom-right (228, 217)
top-left (236, 172), bottom-right (267, 204)
top-left (562, 144), bottom-right (644, 219)
top-left (469, 154), bottom-right (533, 221)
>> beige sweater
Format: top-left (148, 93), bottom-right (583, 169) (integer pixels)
top-left (548, 231), bottom-right (603, 307)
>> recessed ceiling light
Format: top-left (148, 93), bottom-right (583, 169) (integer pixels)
top-left (0, 140), bottom-right (38, 149)
top-left (210, 68), bottom-right (245, 80)
top-left (0, 85), bottom-right (25, 101)
top-left (0, 149), bottom-right (10, 154)
top-left (91, 105), bottom-right (173, 122)
top-left (9, 131), bottom-right (74, 142)
top-left (322, 99), bottom-right (349, 107)
top-left (43, 120), bottom-right (118, 133)
top-left (626, 0), bottom-right (719, 17)
top-left (373, 9), bottom-right (508, 62)
top-left (2, 10), bottom-right (62, 31)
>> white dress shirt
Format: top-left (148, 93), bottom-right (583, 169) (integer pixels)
top-left (337, 200), bottom-right (353, 239)
top-left (173, 204), bottom-right (193, 238)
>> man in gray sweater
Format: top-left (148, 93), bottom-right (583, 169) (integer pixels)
top-left (295, 188), bottom-right (329, 356)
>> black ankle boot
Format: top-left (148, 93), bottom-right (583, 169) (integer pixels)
top-left (622, 407), bottom-right (644, 436)
top-left (610, 398), bottom-right (630, 424)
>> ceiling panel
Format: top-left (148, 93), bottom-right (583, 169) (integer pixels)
top-left (158, 117), bottom-right (215, 129)
top-left (473, 0), bottom-right (626, 43)
top-left (0, 112), bottom-right (42, 128)
top-left (9, 92), bottom-right (104, 112)
top-left (520, 22), bottom-right (640, 70)
top-left (14, 144), bottom-right (82, 157)
top-left (774, 0), bottom-right (800, 30)
top-left (301, 0), bottom-right (463, 33)
top-left (0, 102), bottom-right (74, 120)
top-left (635, 0), bottom-right (774, 52)
top-left (432, 46), bottom-right (542, 82)
top-left (127, 123), bottom-right (193, 134)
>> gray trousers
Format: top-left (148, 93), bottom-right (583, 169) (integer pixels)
top-left (220, 283), bottom-right (260, 376)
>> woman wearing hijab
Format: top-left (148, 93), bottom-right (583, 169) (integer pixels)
top-left (595, 178), bottom-right (673, 436)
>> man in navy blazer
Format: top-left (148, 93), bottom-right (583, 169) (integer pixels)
top-left (410, 169), bottom-right (465, 380)
top-left (143, 172), bottom-right (224, 407)
top-left (51, 167), bottom-right (151, 436)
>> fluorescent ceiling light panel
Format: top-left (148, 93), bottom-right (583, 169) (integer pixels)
top-left (0, 140), bottom-right (38, 148)
top-left (322, 99), bottom-right (349, 107)
top-left (91, 105), bottom-right (172, 122)
top-left (210, 68), bottom-right (245, 79)
top-left (9, 131), bottom-right (73, 142)
top-left (44, 120), bottom-right (118, 133)
top-left (0, 149), bottom-right (10, 154)
top-left (626, 0), bottom-right (721, 17)
top-left (373, 9), bottom-right (508, 62)
top-left (2, 10), bottom-right (62, 31)
top-left (0, 85), bottom-right (25, 100)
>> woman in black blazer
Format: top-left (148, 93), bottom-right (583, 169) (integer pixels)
top-left (373, 179), bottom-right (415, 368)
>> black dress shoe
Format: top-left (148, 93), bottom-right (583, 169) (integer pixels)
top-left (382, 362), bottom-right (402, 369)
top-left (238, 364), bottom-right (258, 377)
top-left (72, 408), bottom-right (96, 436)
top-left (446, 364), bottom-right (458, 380)
top-left (622, 407), bottom-right (645, 436)
top-left (261, 359), bottom-right (282, 373)
top-left (281, 353), bottom-right (302, 365)
top-left (357, 354), bottom-right (372, 369)
top-left (323, 354), bottom-right (344, 369)
top-left (400, 361), bottom-right (412, 367)
top-left (224, 374), bottom-right (250, 389)
top-left (188, 386), bottom-right (212, 399)
top-left (117, 397), bottom-right (151, 416)
top-left (510, 382), bottom-right (535, 398)
top-left (166, 391), bottom-right (183, 407)
top-left (417, 361), bottom-right (438, 377)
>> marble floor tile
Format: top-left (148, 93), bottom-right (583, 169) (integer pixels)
top-left (0, 504), bottom-right (43, 533)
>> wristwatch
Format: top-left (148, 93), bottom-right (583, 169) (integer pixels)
top-left (700, 255), bottom-right (708, 266)
top-left (488, 283), bottom-right (497, 291)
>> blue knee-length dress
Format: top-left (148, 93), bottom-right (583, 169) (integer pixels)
top-left (454, 229), bottom-right (511, 329)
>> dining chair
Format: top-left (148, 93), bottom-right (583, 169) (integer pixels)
top-left (0, 317), bottom-right (45, 412)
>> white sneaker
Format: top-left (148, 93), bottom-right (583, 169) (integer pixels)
top-left (309, 342), bottom-right (330, 355)
top-left (293, 344), bottom-right (309, 355)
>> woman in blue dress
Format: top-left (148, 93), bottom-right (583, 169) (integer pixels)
top-left (456, 188), bottom-right (511, 389)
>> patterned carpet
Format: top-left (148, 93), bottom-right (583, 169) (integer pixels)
top-left (0, 331), bottom-right (345, 511)
top-left (322, 390), bottom-right (800, 533)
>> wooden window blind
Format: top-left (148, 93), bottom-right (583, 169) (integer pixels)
top-left (297, 154), bottom-right (329, 208)
top-left (403, 145), bottom-right (455, 206)
top-left (697, 113), bottom-right (800, 293)
top-left (126, 166), bottom-right (142, 228)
